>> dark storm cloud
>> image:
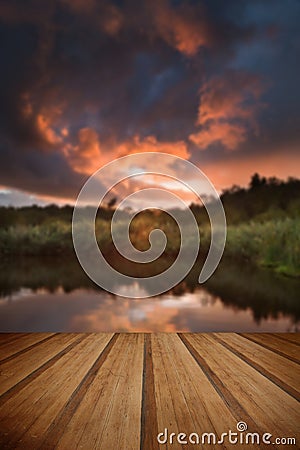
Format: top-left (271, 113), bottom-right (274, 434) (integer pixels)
top-left (0, 142), bottom-right (87, 199)
top-left (0, 0), bottom-right (299, 202)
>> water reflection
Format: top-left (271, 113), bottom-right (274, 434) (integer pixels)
top-left (0, 256), bottom-right (299, 332)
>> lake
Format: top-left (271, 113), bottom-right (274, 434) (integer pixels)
top-left (0, 256), bottom-right (299, 332)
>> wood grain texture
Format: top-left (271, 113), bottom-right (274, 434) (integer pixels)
top-left (240, 333), bottom-right (300, 364)
top-left (275, 333), bottom-right (300, 345)
top-left (140, 334), bottom-right (159, 450)
top-left (213, 333), bottom-right (300, 401)
top-left (0, 333), bottom-right (298, 450)
top-left (0, 333), bottom-right (55, 363)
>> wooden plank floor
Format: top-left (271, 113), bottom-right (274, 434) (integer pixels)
top-left (0, 333), bottom-right (299, 449)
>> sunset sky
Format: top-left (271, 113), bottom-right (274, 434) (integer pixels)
top-left (0, 0), bottom-right (300, 206)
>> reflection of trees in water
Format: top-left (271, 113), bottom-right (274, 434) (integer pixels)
top-left (202, 260), bottom-right (300, 324)
top-left (0, 256), bottom-right (93, 297)
top-left (0, 255), bottom-right (299, 323)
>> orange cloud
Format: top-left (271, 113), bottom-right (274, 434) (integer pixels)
top-left (36, 113), bottom-right (62, 145)
top-left (61, 127), bottom-right (69, 137)
top-left (197, 72), bottom-right (262, 125)
top-left (22, 96), bottom-right (67, 148)
top-left (153, 1), bottom-right (209, 56)
top-left (65, 132), bottom-right (189, 175)
top-left (106, 173), bottom-right (198, 210)
top-left (190, 71), bottom-right (265, 151)
top-left (116, 135), bottom-right (190, 159)
top-left (64, 127), bottom-right (104, 174)
top-left (190, 122), bottom-right (246, 151)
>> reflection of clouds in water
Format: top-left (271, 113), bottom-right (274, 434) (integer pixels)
top-left (128, 308), bottom-right (146, 322)
top-left (0, 286), bottom-right (69, 304)
top-left (67, 286), bottom-right (221, 331)
top-left (0, 287), bottom-right (47, 304)
top-left (115, 282), bottom-right (149, 298)
top-left (0, 286), bottom-right (296, 332)
top-left (159, 290), bottom-right (218, 309)
top-left (70, 295), bottom-right (180, 332)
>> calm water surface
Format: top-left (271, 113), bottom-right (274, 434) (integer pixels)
top-left (0, 257), bottom-right (299, 332)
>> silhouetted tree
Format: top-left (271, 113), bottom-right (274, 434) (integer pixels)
top-left (249, 173), bottom-right (266, 189)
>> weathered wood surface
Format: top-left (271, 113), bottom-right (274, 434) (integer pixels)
top-left (0, 333), bottom-right (299, 449)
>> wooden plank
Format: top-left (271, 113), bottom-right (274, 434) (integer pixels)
top-left (0, 333), bottom-right (28, 347)
top-left (152, 333), bottom-right (242, 450)
top-left (140, 334), bottom-right (159, 450)
top-left (55, 333), bottom-right (144, 450)
top-left (0, 333), bottom-right (21, 340)
top-left (241, 333), bottom-right (300, 364)
top-left (40, 333), bottom-right (118, 450)
top-left (98, 333), bottom-right (144, 450)
top-left (179, 334), bottom-right (265, 432)
top-left (185, 333), bottom-right (300, 438)
top-left (0, 333), bottom-right (55, 363)
top-left (0, 333), bottom-right (25, 342)
top-left (213, 333), bottom-right (300, 400)
top-left (0, 333), bottom-right (81, 397)
top-left (0, 333), bottom-right (114, 450)
top-left (274, 333), bottom-right (300, 346)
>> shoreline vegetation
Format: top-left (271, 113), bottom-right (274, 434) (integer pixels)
top-left (0, 174), bottom-right (299, 277)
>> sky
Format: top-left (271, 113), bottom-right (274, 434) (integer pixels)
top-left (0, 0), bottom-right (300, 207)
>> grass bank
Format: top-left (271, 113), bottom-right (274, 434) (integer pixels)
top-left (0, 215), bottom-right (299, 277)
top-left (225, 217), bottom-right (300, 277)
